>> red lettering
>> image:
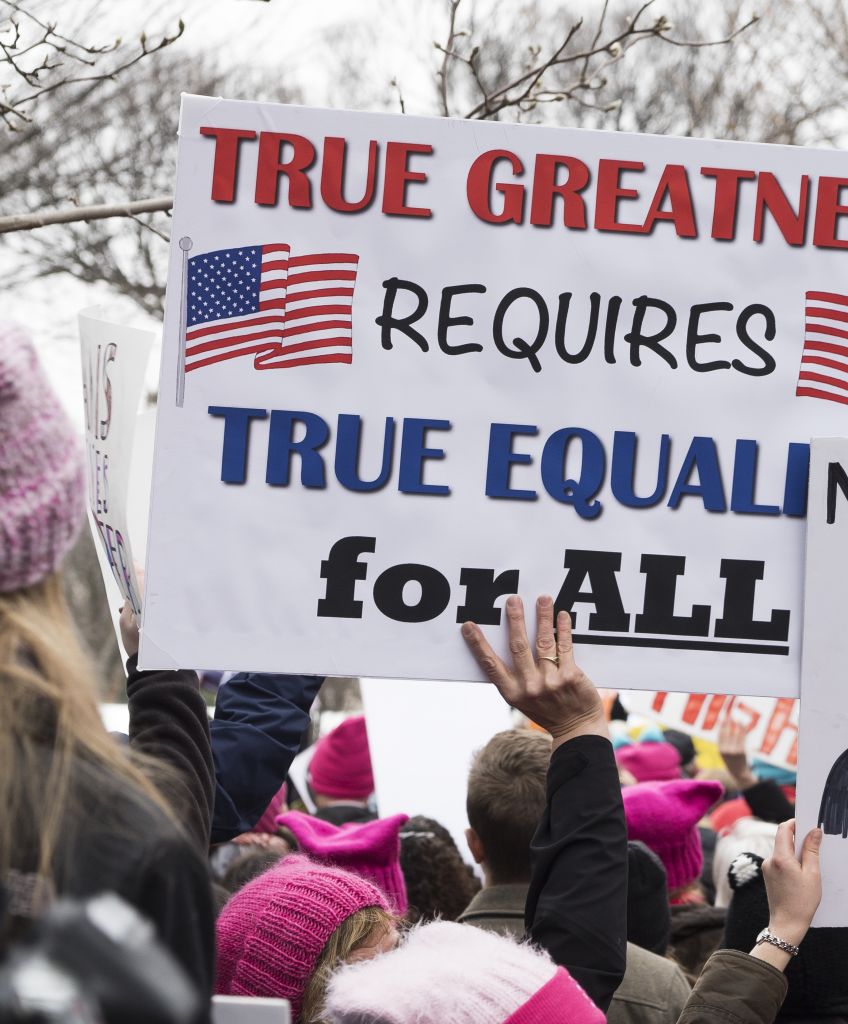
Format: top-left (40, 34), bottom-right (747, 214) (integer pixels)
top-left (681, 694), bottom-right (707, 725)
top-left (701, 167), bottom-right (755, 240)
top-left (701, 695), bottom-right (728, 731)
top-left (200, 126), bottom-right (258, 203)
top-left (382, 142), bottom-right (433, 217)
top-left (813, 176), bottom-right (848, 248)
top-left (467, 150), bottom-right (525, 224)
top-left (594, 160), bottom-right (644, 233)
top-left (642, 164), bottom-right (697, 238)
top-left (320, 138), bottom-right (379, 213)
top-left (651, 691), bottom-right (669, 713)
top-left (529, 154), bottom-right (589, 228)
top-left (255, 132), bottom-right (316, 207)
top-left (753, 173), bottom-right (809, 245)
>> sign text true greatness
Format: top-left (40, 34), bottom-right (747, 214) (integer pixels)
top-left (201, 126), bottom-right (846, 378)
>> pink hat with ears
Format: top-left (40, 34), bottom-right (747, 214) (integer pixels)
top-left (308, 715), bottom-right (374, 799)
top-left (277, 811), bottom-right (409, 914)
top-left (622, 779), bottom-right (724, 891)
top-left (616, 742), bottom-right (682, 783)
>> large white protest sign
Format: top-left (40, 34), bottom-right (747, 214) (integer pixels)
top-left (79, 308), bottom-right (152, 624)
top-left (141, 96), bottom-right (848, 692)
top-left (796, 438), bottom-right (848, 926)
top-left (620, 690), bottom-right (798, 771)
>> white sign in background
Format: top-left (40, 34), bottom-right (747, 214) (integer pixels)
top-left (142, 97), bottom-right (848, 694)
top-left (796, 438), bottom-right (848, 927)
top-left (79, 308), bottom-right (153, 653)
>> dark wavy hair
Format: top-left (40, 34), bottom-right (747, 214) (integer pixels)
top-left (399, 815), bottom-right (481, 924)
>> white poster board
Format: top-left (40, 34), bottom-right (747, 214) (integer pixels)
top-left (620, 690), bottom-right (798, 771)
top-left (79, 308), bottom-right (153, 651)
top-left (361, 677), bottom-right (513, 859)
top-left (796, 437), bottom-right (848, 926)
top-left (142, 96), bottom-right (848, 695)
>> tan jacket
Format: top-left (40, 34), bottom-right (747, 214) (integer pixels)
top-left (679, 950), bottom-right (788, 1024)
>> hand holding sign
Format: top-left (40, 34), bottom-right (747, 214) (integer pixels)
top-left (119, 565), bottom-right (144, 659)
top-left (461, 595), bottom-right (607, 749)
top-left (760, 819), bottom-right (822, 951)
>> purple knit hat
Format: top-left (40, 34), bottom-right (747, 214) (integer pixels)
top-left (0, 327), bottom-right (85, 592)
top-left (622, 779), bottom-right (724, 891)
top-left (309, 715), bottom-right (374, 800)
top-left (277, 811), bottom-right (409, 914)
top-left (215, 854), bottom-right (391, 1016)
top-left (616, 741), bottom-right (682, 783)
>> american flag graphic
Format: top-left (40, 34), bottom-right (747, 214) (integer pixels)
top-left (796, 291), bottom-right (848, 406)
top-left (183, 243), bottom-right (359, 373)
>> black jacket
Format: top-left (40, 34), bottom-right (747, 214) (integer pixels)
top-left (525, 734), bottom-right (628, 1013)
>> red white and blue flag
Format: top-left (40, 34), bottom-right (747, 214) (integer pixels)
top-left (184, 243), bottom-right (359, 373)
top-left (796, 291), bottom-right (848, 406)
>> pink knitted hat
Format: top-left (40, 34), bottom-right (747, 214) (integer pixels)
top-left (324, 920), bottom-right (604, 1024)
top-left (309, 715), bottom-right (374, 799)
top-left (277, 811), bottom-right (409, 914)
top-left (622, 779), bottom-right (724, 891)
top-left (0, 327), bottom-right (85, 592)
top-left (253, 782), bottom-right (289, 835)
top-left (216, 854), bottom-right (391, 1016)
top-left (615, 741), bottom-right (682, 783)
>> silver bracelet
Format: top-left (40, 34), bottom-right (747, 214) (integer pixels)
top-left (755, 927), bottom-right (800, 957)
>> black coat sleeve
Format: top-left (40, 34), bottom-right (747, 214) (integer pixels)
top-left (742, 780), bottom-right (794, 824)
top-left (525, 734), bottom-right (628, 1012)
top-left (210, 673), bottom-right (324, 844)
top-left (126, 655), bottom-right (215, 854)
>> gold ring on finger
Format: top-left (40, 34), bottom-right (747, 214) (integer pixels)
top-left (537, 656), bottom-right (559, 667)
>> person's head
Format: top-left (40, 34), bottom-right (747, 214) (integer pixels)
top-left (615, 741), bottom-right (682, 783)
top-left (308, 716), bottom-right (373, 806)
top-left (663, 729), bottom-right (698, 776)
top-left (324, 919), bottom-right (605, 1024)
top-left (724, 852), bottom-right (848, 1017)
top-left (399, 815), bottom-right (480, 924)
top-left (712, 819), bottom-right (778, 909)
top-left (221, 847), bottom-right (288, 894)
top-left (466, 729), bottom-right (551, 886)
top-left (626, 840), bottom-right (671, 955)
top-left (622, 779), bottom-right (724, 897)
top-left (216, 855), bottom-right (396, 1023)
top-left (0, 328), bottom-right (177, 892)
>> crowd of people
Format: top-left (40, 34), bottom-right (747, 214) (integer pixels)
top-left (0, 328), bottom-right (829, 1023)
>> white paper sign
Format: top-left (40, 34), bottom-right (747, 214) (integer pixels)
top-left (79, 308), bottom-right (152, 620)
top-left (796, 437), bottom-right (848, 926)
top-left (620, 690), bottom-right (798, 771)
top-left (142, 96), bottom-right (848, 693)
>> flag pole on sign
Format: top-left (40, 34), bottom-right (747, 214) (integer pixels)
top-left (175, 236), bottom-right (193, 408)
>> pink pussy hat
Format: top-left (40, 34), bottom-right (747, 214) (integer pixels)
top-left (277, 811), bottom-right (409, 914)
top-left (324, 919), bottom-right (605, 1024)
top-left (622, 778), bottom-right (724, 891)
top-left (0, 326), bottom-right (85, 592)
top-left (616, 741), bottom-right (682, 783)
top-left (308, 715), bottom-right (374, 799)
top-left (216, 854), bottom-right (391, 1017)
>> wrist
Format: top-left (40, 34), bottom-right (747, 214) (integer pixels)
top-left (767, 918), bottom-right (809, 949)
top-left (549, 713), bottom-right (610, 751)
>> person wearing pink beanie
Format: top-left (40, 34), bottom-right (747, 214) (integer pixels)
top-left (623, 778), bottom-right (726, 979)
top-left (308, 715), bottom-right (375, 826)
top-left (324, 920), bottom-right (605, 1024)
top-left (216, 854), bottom-right (397, 1022)
top-left (616, 741), bottom-right (682, 783)
top-left (276, 810), bottom-right (409, 913)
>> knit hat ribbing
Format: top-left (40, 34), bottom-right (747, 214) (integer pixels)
top-left (0, 327), bottom-right (85, 592)
top-left (324, 920), bottom-right (603, 1024)
top-left (215, 855), bottom-right (391, 1016)
top-left (622, 779), bottom-right (724, 891)
top-left (309, 715), bottom-right (374, 800)
top-left (276, 811), bottom-right (409, 914)
top-left (616, 741), bottom-right (682, 783)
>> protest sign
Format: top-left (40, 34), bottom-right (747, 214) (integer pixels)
top-left (141, 96), bottom-right (848, 692)
top-left (620, 690), bottom-right (798, 771)
top-left (796, 438), bottom-right (848, 926)
top-left (79, 308), bottom-right (152, 626)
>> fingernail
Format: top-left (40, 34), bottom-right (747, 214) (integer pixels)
top-left (538, 595), bottom-right (552, 607)
top-left (506, 595), bottom-right (520, 609)
top-left (461, 622), bottom-right (474, 638)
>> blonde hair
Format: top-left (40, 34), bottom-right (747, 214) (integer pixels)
top-left (0, 573), bottom-right (179, 890)
top-left (301, 905), bottom-right (396, 1024)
